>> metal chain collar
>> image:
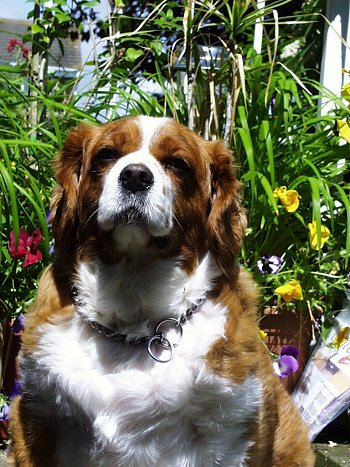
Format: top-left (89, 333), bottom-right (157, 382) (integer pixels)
top-left (71, 286), bottom-right (205, 363)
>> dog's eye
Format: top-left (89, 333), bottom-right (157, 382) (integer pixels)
top-left (95, 147), bottom-right (119, 162)
top-left (163, 157), bottom-right (191, 174)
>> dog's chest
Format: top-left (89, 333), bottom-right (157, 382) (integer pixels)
top-left (27, 302), bottom-right (262, 467)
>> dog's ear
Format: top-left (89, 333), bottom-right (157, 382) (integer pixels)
top-left (49, 123), bottom-right (95, 248)
top-left (206, 140), bottom-right (247, 277)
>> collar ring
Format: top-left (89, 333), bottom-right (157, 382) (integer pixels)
top-left (147, 335), bottom-right (174, 363)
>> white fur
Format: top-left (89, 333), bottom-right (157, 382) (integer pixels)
top-left (74, 252), bottom-right (219, 332)
top-left (97, 117), bottom-right (173, 243)
top-left (23, 293), bottom-right (262, 467)
top-left (21, 255), bottom-right (262, 466)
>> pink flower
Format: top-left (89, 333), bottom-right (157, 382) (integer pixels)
top-left (8, 229), bottom-right (43, 267)
top-left (21, 47), bottom-right (29, 59)
top-left (7, 39), bottom-right (21, 53)
top-left (7, 39), bottom-right (29, 60)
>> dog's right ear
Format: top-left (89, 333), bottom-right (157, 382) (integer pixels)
top-left (49, 123), bottom-right (95, 248)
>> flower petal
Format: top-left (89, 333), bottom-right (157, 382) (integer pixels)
top-left (278, 355), bottom-right (299, 377)
top-left (12, 315), bottom-right (25, 334)
top-left (308, 221), bottom-right (330, 250)
top-left (29, 229), bottom-right (43, 247)
top-left (336, 120), bottom-right (350, 143)
top-left (0, 402), bottom-right (10, 422)
top-left (281, 190), bottom-right (300, 212)
top-left (273, 186), bottom-right (300, 212)
top-left (257, 255), bottom-right (282, 274)
top-left (268, 255), bottom-right (282, 274)
top-left (8, 229), bottom-right (28, 258)
top-left (23, 250), bottom-right (42, 267)
top-left (276, 280), bottom-right (303, 301)
top-left (281, 345), bottom-right (299, 359)
top-left (8, 379), bottom-right (22, 400)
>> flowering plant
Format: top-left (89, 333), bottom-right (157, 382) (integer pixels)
top-left (7, 39), bottom-right (29, 62)
top-left (235, 61), bottom-right (349, 338)
top-left (8, 229), bottom-right (43, 268)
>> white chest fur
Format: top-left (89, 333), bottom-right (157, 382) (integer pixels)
top-left (23, 299), bottom-right (262, 467)
top-left (22, 255), bottom-right (262, 466)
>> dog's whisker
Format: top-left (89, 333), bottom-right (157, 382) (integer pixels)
top-left (82, 204), bottom-right (100, 230)
top-left (173, 214), bottom-right (185, 234)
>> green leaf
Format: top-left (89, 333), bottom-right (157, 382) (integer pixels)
top-left (259, 120), bottom-right (275, 187)
top-left (332, 183), bottom-right (350, 268)
top-left (31, 23), bottom-right (44, 34)
top-left (125, 48), bottom-right (144, 62)
top-left (0, 145), bottom-right (20, 239)
top-left (256, 172), bottom-right (279, 214)
top-left (237, 106), bottom-right (256, 201)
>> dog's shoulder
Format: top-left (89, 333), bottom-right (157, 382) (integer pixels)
top-left (21, 265), bottom-right (75, 349)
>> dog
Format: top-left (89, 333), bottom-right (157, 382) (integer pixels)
top-left (10, 116), bottom-right (315, 466)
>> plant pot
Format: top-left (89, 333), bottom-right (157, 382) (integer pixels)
top-left (259, 307), bottom-right (313, 393)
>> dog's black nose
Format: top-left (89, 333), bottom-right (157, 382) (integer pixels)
top-left (120, 164), bottom-right (154, 193)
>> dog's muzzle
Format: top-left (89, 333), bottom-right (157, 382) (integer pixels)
top-left (97, 155), bottom-right (174, 237)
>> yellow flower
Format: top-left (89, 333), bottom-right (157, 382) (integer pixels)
top-left (335, 120), bottom-right (350, 143)
top-left (258, 328), bottom-right (267, 341)
top-left (308, 221), bottom-right (330, 250)
top-left (333, 327), bottom-right (350, 349)
top-left (273, 186), bottom-right (300, 212)
top-left (275, 280), bottom-right (303, 302)
top-left (341, 83), bottom-right (350, 101)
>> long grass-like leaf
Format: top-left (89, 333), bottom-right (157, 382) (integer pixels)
top-left (256, 172), bottom-right (279, 214)
top-left (0, 144), bottom-right (20, 241)
top-left (237, 106), bottom-right (256, 200)
top-left (332, 183), bottom-right (350, 268)
top-left (259, 120), bottom-right (275, 186)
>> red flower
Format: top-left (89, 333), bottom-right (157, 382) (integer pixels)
top-left (8, 229), bottom-right (43, 267)
top-left (7, 39), bottom-right (22, 53)
top-left (7, 39), bottom-right (29, 60)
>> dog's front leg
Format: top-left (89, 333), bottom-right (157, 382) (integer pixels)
top-left (9, 395), bottom-right (58, 467)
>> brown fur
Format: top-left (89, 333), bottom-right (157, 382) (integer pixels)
top-left (207, 272), bottom-right (314, 466)
top-left (10, 116), bottom-right (315, 466)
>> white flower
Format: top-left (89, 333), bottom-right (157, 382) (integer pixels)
top-left (281, 40), bottom-right (303, 59)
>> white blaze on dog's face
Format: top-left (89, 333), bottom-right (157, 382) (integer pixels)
top-left (50, 115), bottom-right (246, 276)
top-left (97, 117), bottom-right (175, 248)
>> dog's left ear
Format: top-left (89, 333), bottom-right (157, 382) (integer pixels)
top-left (49, 123), bottom-right (95, 249)
top-left (206, 140), bottom-right (247, 277)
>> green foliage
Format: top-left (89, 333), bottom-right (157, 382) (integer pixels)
top-left (1, 0), bottom-right (349, 324)
top-left (0, 66), bottom-right (97, 319)
top-left (234, 58), bottom-right (349, 315)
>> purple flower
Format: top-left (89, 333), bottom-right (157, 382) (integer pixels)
top-left (46, 210), bottom-right (52, 227)
top-left (257, 255), bottom-right (282, 274)
top-left (12, 315), bottom-right (25, 334)
top-left (8, 379), bottom-right (22, 400)
top-left (274, 345), bottom-right (299, 379)
top-left (0, 402), bottom-right (9, 423)
top-left (49, 242), bottom-right (55, 255)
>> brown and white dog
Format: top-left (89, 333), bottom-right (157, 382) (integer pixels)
top-left (10, 116), bottom-right (315, 466)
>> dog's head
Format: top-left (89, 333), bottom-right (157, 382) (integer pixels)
top-left (50, 116), bottom-right (246, 276)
